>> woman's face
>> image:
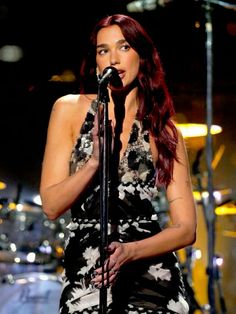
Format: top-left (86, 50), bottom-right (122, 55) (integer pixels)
top-left (96, 25), bottom-right (140, 89)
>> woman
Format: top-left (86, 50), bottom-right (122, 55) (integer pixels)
top-left (40, 14), bottom-right (196, 314)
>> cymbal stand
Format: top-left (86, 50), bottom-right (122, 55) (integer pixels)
top-left (195, 4), bottom-right (217, 312)
top-left (201, 1), bottom-right (236, 312)
top-left (192, 147), bottom-right (227, 314)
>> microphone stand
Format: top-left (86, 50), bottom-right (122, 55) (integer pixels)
top-left (97, 81), bottom-right (110, 314)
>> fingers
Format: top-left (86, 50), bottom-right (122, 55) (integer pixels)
top-left (92, 269), bottom-right (119, 288)
top-left (91, 242), bottom-right (129, 288)
top-left (107, 242), bottom-right (118, 253)
top-left (97, 257), bottom-right (118, 276)
top-left (91, 269), bottom-right (118, 288)
top-left (91, 257), bottom-right (119, 288)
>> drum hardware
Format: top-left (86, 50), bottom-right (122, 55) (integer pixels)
top-left (191, 146), bottom-right (228, 314)
top-left (198, 1), bottom-right (236, 311)
top-left (0, 197), bottom-right (67, 278)
top-left (176, 118), bottom-right (230, 313)
top-left (193, 188), bottom-right (232, 207)
top-left (0, 272), bottom-right (62, 313)
top-left (177, 245), bottom-right (204, 314)
top-left (0, 182), bottom-right (67, 311)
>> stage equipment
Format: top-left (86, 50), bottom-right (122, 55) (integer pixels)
top-left (200, 1), bottom-right (236, 312)
top-left (0, 272), bottom-right (62, 314)
top-left (96, 66), bottom-right (122, 313)
top-left (177, 123), bottom-right (222, 138)
top-left (0, 199), bottom-right (66, 277)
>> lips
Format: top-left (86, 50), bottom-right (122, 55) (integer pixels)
top-left (118, 70), bottom-right (125, 79)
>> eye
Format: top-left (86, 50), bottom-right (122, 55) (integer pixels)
top-left (120, 44), bottom-right (130, 51)
top-left (97, 48), bottom-right (108, 55)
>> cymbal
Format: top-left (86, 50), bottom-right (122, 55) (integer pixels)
top-left (177, 123), bottom-right (222, 138)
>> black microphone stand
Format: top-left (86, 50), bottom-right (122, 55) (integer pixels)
top-left (97, 80), bottom-right (110, 314)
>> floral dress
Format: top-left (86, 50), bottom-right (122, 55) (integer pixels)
top-left (59, 100), bottom-right (189, 314)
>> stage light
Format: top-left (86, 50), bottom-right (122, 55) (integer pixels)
top-left (33, 194), bottom-right (42, 206)
top-left (177, 123), bottom-right (222, 138)
top-left (127, 0), bottom-right (157, 12)
top-left (0, 45), bottom-right (23, 62)
top-left (127, 0), bottom-right (171, 12)
top-left (0, 181), bottom-right (7, 190)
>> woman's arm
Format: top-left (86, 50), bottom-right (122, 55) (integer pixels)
top-left (130, 129), bottom-right (196, 256)
top-left (128, 129), bottom-right (196, 257)
top-left (40, 95), bottom-right (99, 220)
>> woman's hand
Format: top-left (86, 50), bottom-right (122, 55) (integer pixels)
top-left (91, 241), bottom-right (132, 287)
top-left (90, 114), bottom-right (115, 168)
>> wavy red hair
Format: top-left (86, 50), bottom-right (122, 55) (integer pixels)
top-left (79, 14), bottom-right (178, 187)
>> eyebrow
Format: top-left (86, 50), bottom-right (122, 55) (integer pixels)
top-left (96, 39), bottom-right (127, 49)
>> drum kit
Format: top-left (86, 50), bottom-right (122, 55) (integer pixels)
top-left (0, 192), bottom-right (69, 314)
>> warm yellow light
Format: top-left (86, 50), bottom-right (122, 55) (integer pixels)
top-left (49, 69), bottom-right (76, 82)
top-left (215, 204), bottom-right (236, 215)
top-left (8, 202), bottom-right (17, 210)
top-left (222, 231), bottom-right (236, 238)
top-left (177, 123), bottom-right (222, 138)
top-left (0, 181), bottom-right (6, 190)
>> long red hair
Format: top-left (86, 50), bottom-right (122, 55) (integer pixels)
top-left (79, 14), bottom-right (178, 188)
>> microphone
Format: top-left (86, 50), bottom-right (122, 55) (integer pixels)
top-left (98, 66), bottom-right (122, 89)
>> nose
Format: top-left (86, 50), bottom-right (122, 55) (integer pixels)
top-left (110, 49), bottom-right (120, 66)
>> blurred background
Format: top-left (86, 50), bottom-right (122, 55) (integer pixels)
top-left (0, 0), bottom-right (236, 313)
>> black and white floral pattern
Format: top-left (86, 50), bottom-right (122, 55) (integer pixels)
top-left (59, 101), bottom-right (189, 314)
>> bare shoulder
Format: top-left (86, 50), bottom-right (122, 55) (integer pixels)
top-left (176, 125), bottom-right (185, 143)
top-left (52, 94), bottom-right (97, 113)
top-left (51, 93), bottom-right (97, 123)
top-left (51, 93), bottom-right (97, 143)
top-left (175, 125), bottom-right (187, 149)
top-left (174, 125), bottom-right (190, 168)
